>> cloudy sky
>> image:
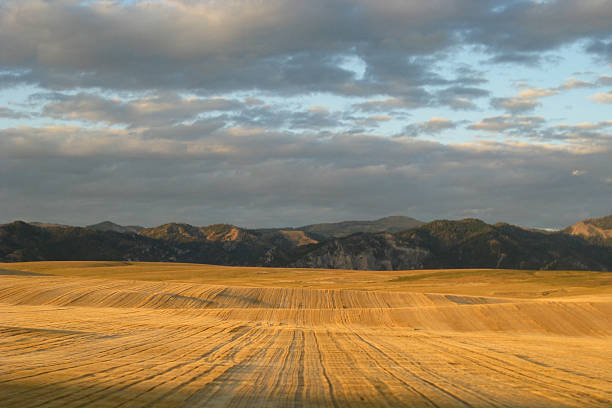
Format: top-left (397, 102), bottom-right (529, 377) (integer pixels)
top-left (1, 0), bottom-right (612, 229)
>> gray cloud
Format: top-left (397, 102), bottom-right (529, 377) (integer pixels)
top-left (525, 121), bottom-right (612, 143)
top-left (598, 75), bottom-right (612, 86)
top-left (470, 1), bottom-right (612, 59)
top-left (1, 122), bottom-right (611, 228)
top-left (40, 92), bottom-right (243, 127)
top-left (37, 91), bottom-right (350, 132)
top-left (468, 116), bottom-right (612, 145)
top-left (0, 106), bottom-right (28, 119)
top-left (468, 115), bottom-right (546, 132)
top-left (352, 115), bottom-right (393, 128)
top-left (436, 86), bottom-right (489, 110)
top-left (491, 97), bottom-right (541, 113)
top-left (353, 97), bottom-right (428, 112)
top-left (0, 0), bottom-right (462, 95)
top-left (0, 0), bottom-right (610, 97)
top-left (587, 39), bottom-right (612, 62)
top-left (289, 107), bottom-right (343, 130)
top-left (552, 121), bottom-right (612, 133)
top-left (405, 117), bottom-right (457, 137)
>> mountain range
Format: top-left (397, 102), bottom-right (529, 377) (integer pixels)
top-left (1, 215), bottom-right (611, 271)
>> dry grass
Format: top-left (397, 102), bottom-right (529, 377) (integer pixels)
top-left (0, 261), bottom-right (611, 407)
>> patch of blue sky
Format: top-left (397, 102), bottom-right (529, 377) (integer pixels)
top-left (485, 43), bottom-right (609, 124)
top-left (425, 42), bottom-right (612, 144)
top-left (0, 84), bottom-right (42, 128)
top-left (337, 54), bottom-right (367, 81)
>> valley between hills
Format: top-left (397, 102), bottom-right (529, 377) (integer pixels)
top-left (0, 261), bottom-right (610, 407)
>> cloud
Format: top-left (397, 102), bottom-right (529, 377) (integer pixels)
top-left (470, 1), bottom-right (612, 59)
top-left (598, 74), bottom-right (612, 86)
top-left (406, 117), bottom-right (456, 136)
top-left (587, 39), bottom-right (612, 62)
top-left (353, 97), bottom-right (426, 112)
top-left (290, 106), bottom-right (343, 129)
top-left (515, 88), bottom-right (558, 99)
top-left (0, 0), bottom-right (611, 96)
top-left (552, 121), bottom-right (612, 132)
top-left (469, 118), bottom-right (612, 145)
top-left (436, 86), bottom-right (489, 110)
top-left (491, 97), bottom-right (541, 113)
top-left (0, 0), bottom-right (464, 96)
top-left (352, 115), bottom-right (393, 128)
top-left (40, 92), bottom-right (243, 127)
top-left (37, 91), bottom-right (350, 132)
top-left (590, 91), bottom-right (612, 104)
top-left (525, 120), bottom-right (612, 144)
top-left (0, 107), bottom-right (29, 119)
top-left (490, 76), bottom-right (611, 115)
top-left (490, 74), bottom-right (612, 115)
top-left (368, 115), bottom-right (392, 122)
top-left (468, 114), bottom-right (546, 132)
top-left (556, 78), bottom-right (596, 90)
top-left (490, 87), bottom-right (559, 113)
top-left (2, 121), bottom-right (612, 228)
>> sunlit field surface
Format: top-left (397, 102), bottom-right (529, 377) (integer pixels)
top-left (1, 262), bottom-right (611, 407)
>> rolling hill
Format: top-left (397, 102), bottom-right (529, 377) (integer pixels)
top-left (295, 215), bottom-right (424, 239)
top-left (1, 215), bottom-right (611, 270)
top-left (290, 219), bottom-right (612, 270)
top-left (564, 214), bottom-right (612, 246)
top-left (0, 262), bottom-right (610, 407)
top-left (85, 221), bottom-right (144, 234)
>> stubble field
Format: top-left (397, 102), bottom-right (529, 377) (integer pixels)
top-left (0, 261), bottom-right (610, 407)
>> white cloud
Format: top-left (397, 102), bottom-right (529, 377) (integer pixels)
top-left (557, 78), bottom-right (596, 90)
top-left (590, 92), bottom-right (612, 104)
top-left (516, 88), bottom-right (558, 99)
top-left (468, 115), bottom-right (545, 132)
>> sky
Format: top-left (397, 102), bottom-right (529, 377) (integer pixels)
top-left (1, 0), bottom-right (612, 229)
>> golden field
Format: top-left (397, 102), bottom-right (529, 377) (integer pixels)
top-left (0, 261), bottom-right (611, 407)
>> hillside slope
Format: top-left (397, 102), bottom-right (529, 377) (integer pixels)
top-left (296, 215), bottom-right (424, 239)
top-left (0, 264), bottom-right (610, 407)
top-left (2, 216), bottom-right (612, 270)
top-left (292, 219), bottom-right (612, 271)
top-left (0, 221), bottom-right (174, 262)
top-left (564, 214), bottom-right (612, 246)
top-left (86, 221), bottom-right (144, 234)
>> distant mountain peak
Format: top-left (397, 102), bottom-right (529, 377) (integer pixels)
top-left (565, 214), bottom-right (612, 244)
top-left (297, 215), bottom-right (424, 239)
top-left (583, 214), bottom-right (612, 230)
top-left (86, 221), bottom-right (144, 234)
top-left (138, 222), bottom-right (247, 243)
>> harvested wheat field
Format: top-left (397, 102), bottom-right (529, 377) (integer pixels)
top-left (0, 262), bottom-right (611, 407)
